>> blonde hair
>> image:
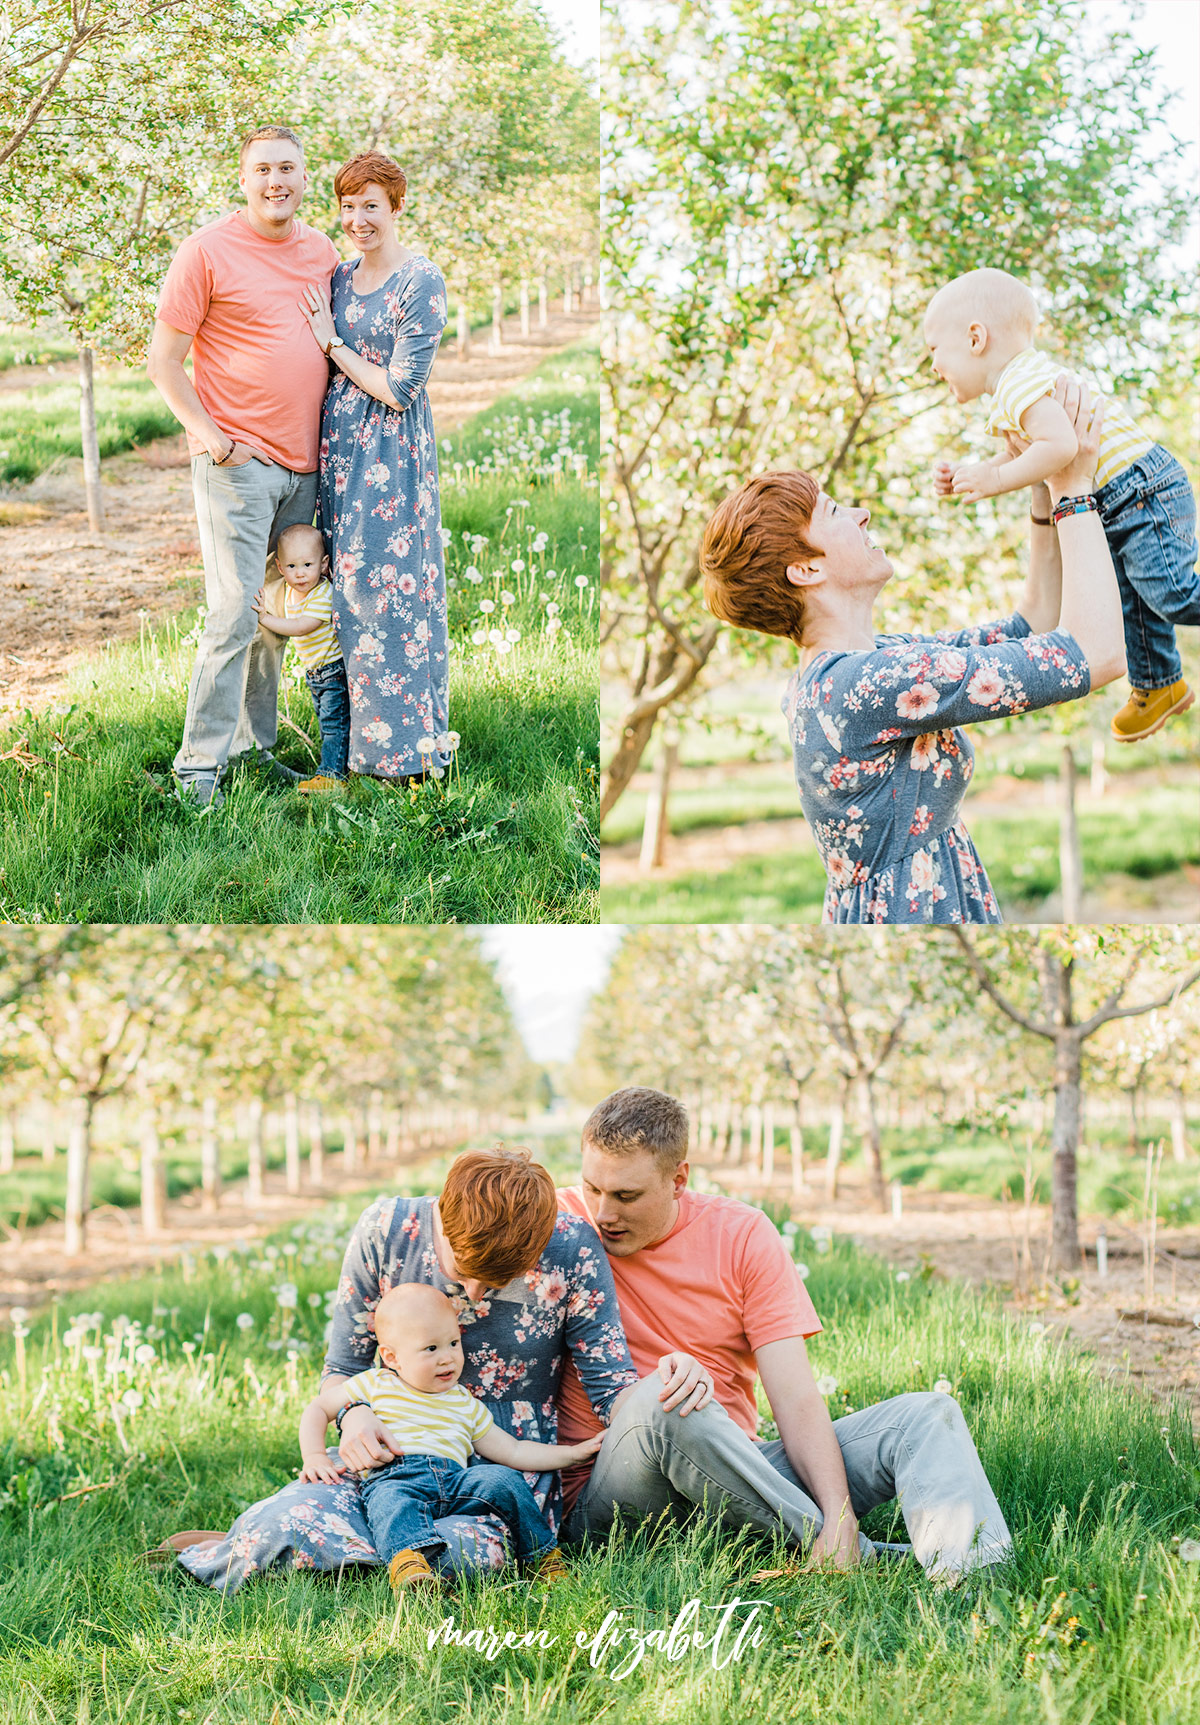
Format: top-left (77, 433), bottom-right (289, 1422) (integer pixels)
top-left (925, 269), bottom-right (1039, 343)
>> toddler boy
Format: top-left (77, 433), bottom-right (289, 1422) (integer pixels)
top-left (925, 267), bottom-right (1198, 741)
top-left (298, 1283), bottom-right (604, 1592)
top-left (253, 522), bottom-right (350, 789)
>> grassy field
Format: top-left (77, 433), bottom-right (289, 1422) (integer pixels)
top-left (602, 784), bottom-right (1199, 923)
top-left (0, 1200), bottom-right (1197, 1724)
top-left (0, 349), bottom-right (598, 923)
top-left (0, 368), bottom-right (180, 483)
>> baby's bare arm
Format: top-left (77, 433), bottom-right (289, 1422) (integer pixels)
top-left (473, 1425), bottom-right (605, 1470)
top-left (253, 587), bottom-right (325, 635)
top-left (983, 395), bottom-right (1080, 493)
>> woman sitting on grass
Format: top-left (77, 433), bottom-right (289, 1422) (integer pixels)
top-left (297, 150), bottom-right (453, 785)
top-left (699, 380), bottom-right (1127, 924)
top-left (156, 1147), bottom-right (638, 1589)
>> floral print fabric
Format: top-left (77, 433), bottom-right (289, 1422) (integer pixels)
top-left (179, 1197), bottom-right (637, 1591)
top-left (782, 614), bottom-right (1090, 924)
top-left (317, 255), bottom-right (450, 777)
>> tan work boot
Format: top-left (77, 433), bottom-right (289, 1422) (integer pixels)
top-left (297, 774), bottom-right (346, 794)
top-left (1110, 679), bottom-right (1194, 742)
top-left (388, 1548), bottom-right (437, 1593)
top-left (533, 1546), bottom-right (570, 1583)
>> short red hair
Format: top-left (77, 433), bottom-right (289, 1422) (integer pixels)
top-left (438, 1145), bottom-right (557, 1287)
top-left (700, 469), bottom-right (821, 645)
top-left (333, 151), bottom-right (408, 211)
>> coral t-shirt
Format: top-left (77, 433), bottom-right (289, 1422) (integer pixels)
top-left (156, 210), bottom-right (340, 473)
top-left (555, 1186), bottom-right (822, 1513)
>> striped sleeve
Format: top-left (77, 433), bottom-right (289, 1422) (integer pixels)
top-left (983, 350), bottom-right (1059, 438)
top-left (466, 1395), bottom-right (495, 1441)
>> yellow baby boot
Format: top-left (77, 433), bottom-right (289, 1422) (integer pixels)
top-left (1110, 679), bottom-right (1194, 743)
top-left (297, 774), bottom-right (346, 794)
top-left (534, 1546), bottom-right (570, 1584)
top-left (388, 1548), bottom-right (437, 1593)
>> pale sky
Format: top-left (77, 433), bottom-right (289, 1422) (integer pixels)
top-left (1089, 0), bottom-right (1200, 183)
top-left (477, 926), bottom-right (624, 1064)
top-left (539, 0), bottom-right (601, 69)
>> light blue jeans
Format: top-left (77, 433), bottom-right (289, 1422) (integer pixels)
top-left (562, 1376), bottom-right (1012, 1580)
top-left (174, 455), bottom-right (319, 783)
top-left (1098, 443), bottom-right (1199, 690)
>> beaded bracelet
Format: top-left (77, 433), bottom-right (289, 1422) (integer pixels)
top-left (334, 1399), bottom-right (369, 1433)
top-left (1051, 493), bottom-right (1098, 526)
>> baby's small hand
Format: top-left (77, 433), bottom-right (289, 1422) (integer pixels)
top-left (951, 460), bottom-right (999, 504)
top-left (933, 460), bottom-right (956, 499)
top-left (575, 1432), bottom-right (606, 1460)
top-left (252, 586), bottom-right (266, 617)
top-left (299, 1451), bottom-right (347, 1484)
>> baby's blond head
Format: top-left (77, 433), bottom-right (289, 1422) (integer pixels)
top-left (924, 269), bottom-right (1039, 346)
top-left (372, 1284), bottom-right (465, 1392)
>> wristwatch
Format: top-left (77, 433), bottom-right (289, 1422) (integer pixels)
top-left (324, 335), bottom-right (346, 356)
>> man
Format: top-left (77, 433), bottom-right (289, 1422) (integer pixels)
top-left (555, 1086), bottom-right (1013, 1581)
top-left (147, 126), bottom-right (340, 807)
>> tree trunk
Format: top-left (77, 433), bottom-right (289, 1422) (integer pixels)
top-left (368, 1091), bottom-right (384, 1162)
top-left (200, 1094), bottom-right (221, 1211)
top-left (79, 346), bottom-right (105, 533)
top-left (246, 1097), bottom-right (265, 1203)
top-left (490, 281), bottom-right (503, 351)
top-left (140, 1116), bottom-right (166, 1239)
top-left (343, 1113), bottom-right (360, 1172)
top-left (825, 1090), bottom-right (846, 1200)
top-left (790, 1100), bottom-right (804, 1197)
top-left (1126, 1086), bottom-right (1140, 1153)
top-left (727, 1101), bottom-right (743, 1165)
top-left (0, 1112), bottom-right (14, 1174)
top-left (308, 1101), bottom-right (325, 1186)
top-left (762, 1103), bottom-right (775, 1187)
top-left (456, 295), bottom-right (470, 360)
top-left (519, 278), bottom-right (531, 337)
top-left (860, 1075), bottom-right (887, 1211)
top-left (747, 1102), bottom-right (763, 1181)
top-left (639, 736), bottom-right (677, 871)
top-left (1049, 1030), bottom-right (1084, 1270)
top-left (1059, 743), bottom-right (1083, 923)
top-left (563, 267), bottom-right (573, 315)
top-left (64, 1095), bottom-right (93, 1255)
top-left (537, 277), bottom-right (548, 327)
top-left (1169, 1085), bottom-right (1189, 1162)
top-left (284, 1092), bottom-right (301, 1195)
top-left (599, 631), bottom-right (718, 823)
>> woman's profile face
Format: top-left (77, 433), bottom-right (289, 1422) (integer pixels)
top-left (339, 181), bottom-right (400, 254)
top-left (790, 491), bottom-right (893, 594)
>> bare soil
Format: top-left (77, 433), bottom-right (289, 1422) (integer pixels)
top-left (704, 1159), bottom-right (1200, 1435)
top-left (0, 305), bottom-right (599, 717)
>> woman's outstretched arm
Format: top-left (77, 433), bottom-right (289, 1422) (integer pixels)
top-left (1014, 473), bottom-right (1061, 634)
top-left (1033, 379), bottom-right (1126, 688)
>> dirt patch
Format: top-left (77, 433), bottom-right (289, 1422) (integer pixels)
top-left (703, 1159), bottom-right (1200, 1434)
top-left (0, 306), bottom-right (598, 717)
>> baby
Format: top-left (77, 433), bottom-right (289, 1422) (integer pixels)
top-left (298, 1283), bottom-right (604, 1593)
top-left (253, 522), bottom-right (350, 791)
top-left (924, 268), bottom-right (1198, 743)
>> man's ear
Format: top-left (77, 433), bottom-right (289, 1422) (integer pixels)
top-left (785, 561), bottom-right (821, 589)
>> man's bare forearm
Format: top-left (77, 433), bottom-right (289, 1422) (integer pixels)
top-left (148, 355), bottom-right (225, 448)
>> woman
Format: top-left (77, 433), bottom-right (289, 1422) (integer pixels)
top-left (169, 1147), bottom-right (638, 1589)
top-left (299, 151), bottom-right (451, 781)
top-left (700, 381), bottom-right (1126, 923)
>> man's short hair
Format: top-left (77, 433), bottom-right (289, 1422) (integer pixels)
top-left (582, 1087), bottom-right (689, 1172)
top-left (240, 126), bottom-right (304, 168)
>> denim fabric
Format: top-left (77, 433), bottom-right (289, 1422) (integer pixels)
top-left (305, 657), bottom-right (350, 778)
top-left (175, 457), bottom-right (319, 782)
top-left (1097, 443), bottom-right (1199, 689)
top-left (359, 1452), bottom-right (557, 1565)
top-left (563, 1377), bottom-right (1012, 1582)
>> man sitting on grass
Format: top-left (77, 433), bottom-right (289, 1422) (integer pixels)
top-left (556, 1086), bottom-right (1013, 1580)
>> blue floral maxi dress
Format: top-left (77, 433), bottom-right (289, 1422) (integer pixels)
top-left (179, 1197), bottom-right (636, 1590)
top-left (783, 615), bottom-right (1090, 923)
top-left (318, 255), bottom-right (451, 777)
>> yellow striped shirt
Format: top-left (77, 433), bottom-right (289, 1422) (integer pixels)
top-left (983, 347), bottom-right (1153, 491)
top-left (340, 1367), bottom-right (494, 1466)
top-left (285, 578), bottom-right (342, 671)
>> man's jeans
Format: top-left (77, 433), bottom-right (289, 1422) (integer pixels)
top-left (1098, 443), bottom-right (1199, 690)
top-left (174, 455), bottom-right (319, 783)
top-left (358, 1453), bottom-right (557, 1565)
top-left (306, 658), bottom-right (350, 778)
top-left (562, 1377), bottom-right (1012, 1580)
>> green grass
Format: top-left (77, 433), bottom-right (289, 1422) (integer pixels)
top-left (0, 327), bottom-right (77, 372)
top-left (602, 785), bottom-right (1200, 923)
top-left (0, 1203), bottom-right (1197, 1724)
top-left (0, 369), bottom-right (180, 482)
top-left (0, 350), bottom-right (598, 922)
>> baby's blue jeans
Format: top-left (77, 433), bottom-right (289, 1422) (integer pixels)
top-left (358, 1452), bottom-right (557, 1565)
top-left (1098, 443), bottom-right (1198, 689)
